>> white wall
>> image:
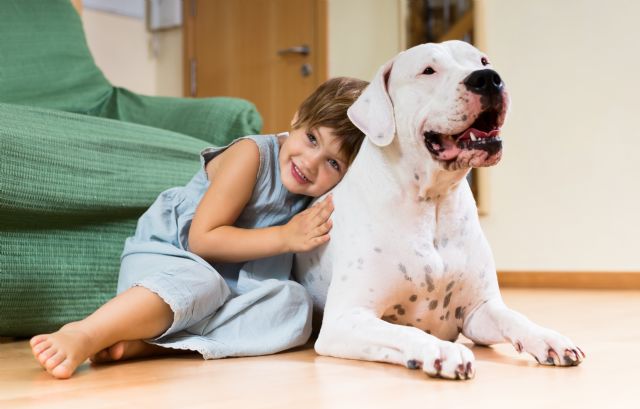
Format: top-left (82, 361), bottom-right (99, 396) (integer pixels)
top-left (475, 0), bottom-right (640, 271)
top-left (327, 0), bottom-right (405, 80)
top-left (81, 9), bottom-right (182, 97)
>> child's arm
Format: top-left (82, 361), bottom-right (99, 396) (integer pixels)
top-left (188, 139), bottom-right (333, 264)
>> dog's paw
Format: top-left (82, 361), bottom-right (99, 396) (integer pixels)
top-left (406, 341), bottom-right (475, 380)
top-left (514, 327), bottom-right (585, 367)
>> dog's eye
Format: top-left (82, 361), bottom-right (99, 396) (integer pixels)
top-left (481, 57), bottom-right (489, 66)
top-left (422, 66), bottom-right (436, 75)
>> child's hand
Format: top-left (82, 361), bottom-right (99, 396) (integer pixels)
top-left (282, 195), bottom-right (334, 253)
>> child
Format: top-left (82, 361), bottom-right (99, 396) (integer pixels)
top-left (30, 77), bottom-right (368, 379)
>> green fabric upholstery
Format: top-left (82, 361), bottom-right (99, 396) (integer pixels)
top-left (0, 104), bottom-right (207, 336)
top-left (0, 1), bottom-right (262, 336)
top-left (99, 88), bottom-right (263, 147)
top-left (0, 0), bottom-right (112, 114)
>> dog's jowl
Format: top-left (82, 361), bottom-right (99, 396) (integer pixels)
top-left (294, 40), bottom-right (585, 380)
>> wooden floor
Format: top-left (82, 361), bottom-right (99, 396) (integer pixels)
top-left (1, 288), bottom-right (638, 409)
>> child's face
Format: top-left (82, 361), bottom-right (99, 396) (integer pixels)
top-left (279, 126), bottom-right (349, 197)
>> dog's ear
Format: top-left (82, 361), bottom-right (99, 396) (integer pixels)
top-left (347, 57), bottom-right (396, 147)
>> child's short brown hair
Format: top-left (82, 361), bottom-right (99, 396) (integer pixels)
top-left (292, 77), bottom-right (369, 165)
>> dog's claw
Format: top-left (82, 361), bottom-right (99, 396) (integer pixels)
top-left (563, 349), bottom-right (582, 366)
top-left (514, 341), bottom-right (523, 353)
top-left (547, 349), bottom-right (560, 366)
top-left (406, 359), bottom-right (421, 370)
top-left (466, 362), bottom-right (475, 379)
top-left (434, 359), bottom-right (442, 373)
top-left (577, 347), bottom-right (586, 359)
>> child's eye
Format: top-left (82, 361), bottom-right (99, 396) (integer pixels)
top-left (307, 133), bottom-right (317, 145)
top-left (328, 159), bottom-right (340, 171)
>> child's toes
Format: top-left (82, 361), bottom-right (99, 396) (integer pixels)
top-left (36, 345), bottom-right (58, 365)
top-left (50, 359), bottom-right (76, 380)
top-left (44, 352), bottom-right (66, 372)
top-left (32, 339), bottom-right (52, 356)
top-left (30, 335), bottom-right (48, 347)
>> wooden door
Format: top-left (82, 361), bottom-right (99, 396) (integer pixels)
top-left (184, 0), bottom-right (327, 134)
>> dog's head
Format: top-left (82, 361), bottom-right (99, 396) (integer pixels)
top-left (348, 40), bottom-right (509, 171)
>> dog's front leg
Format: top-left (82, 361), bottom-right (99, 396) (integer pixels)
top-left (463, 298), bottom-right (585, 366)
top-left (316, 307), bottom-right (475, 380)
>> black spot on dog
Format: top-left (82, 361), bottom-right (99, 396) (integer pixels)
top-left (374, 247), bottom-right (382, 253)
top-left (409, 294), bottom-right (417, 302)
top-left (445, 310), bottom-right (450, 320)
top-left (446, 281), bottom-right (455, 291)
top-left (429, 300), bottom-right (438, 310)
top-left (444, 292), bottom-right (452, 308)
top-left (399, 264), bottom-right (413, 281)
top-left (393, 304), bottom-right (406, 315)
top-left (424, 272), bottom-right (435, 292)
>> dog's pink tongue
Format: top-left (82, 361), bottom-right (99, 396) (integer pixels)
top-left (437, 137), bottom-right (462, 160)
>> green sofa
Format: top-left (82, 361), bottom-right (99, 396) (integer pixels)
top-left (0, 0), bottom-right (262, 336)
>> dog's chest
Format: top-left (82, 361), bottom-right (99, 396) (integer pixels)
top-left (382, 262), bottom-right (472, 340)
top-left (374, 237), bottom-right (481, 342)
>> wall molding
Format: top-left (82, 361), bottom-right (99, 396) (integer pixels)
top-left (498, 271), bottom-right (640, 290)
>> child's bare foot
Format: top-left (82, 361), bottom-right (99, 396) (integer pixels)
top-left (30, 322), bottom-right (95, 379)
top-left (90, 340), bottom-right (171, 363)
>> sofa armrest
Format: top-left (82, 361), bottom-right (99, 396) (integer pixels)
top-left (97, 88), bottom-right (263, 146)
top-left (0, 102), bottom-right (207, 216)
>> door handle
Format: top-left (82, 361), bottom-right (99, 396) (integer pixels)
top-left (277, 45), bottom-right (310, 56)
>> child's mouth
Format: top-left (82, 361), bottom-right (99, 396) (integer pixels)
top-left (291, 162), bottom-right (310, 184)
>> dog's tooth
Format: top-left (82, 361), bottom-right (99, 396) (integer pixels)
top-left (470, 132), bottom-right (477, 141)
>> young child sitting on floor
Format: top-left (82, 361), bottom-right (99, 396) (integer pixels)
top-left (30, 76), bottom-right (369, 379)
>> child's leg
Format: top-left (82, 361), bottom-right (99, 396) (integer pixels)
top-left (157, 279), bottom-right (313, 358)
top-left (30, 286), bottom-right (173, 379)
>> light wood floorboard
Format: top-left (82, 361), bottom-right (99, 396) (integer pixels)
top-left (1, 288), bottom-right (638, 409)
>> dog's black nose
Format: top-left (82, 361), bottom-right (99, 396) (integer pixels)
top-left (464, 69), bottom-right (503, 96)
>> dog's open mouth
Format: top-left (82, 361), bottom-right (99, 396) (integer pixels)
top-left (423, 108), bottom-right (503, 167)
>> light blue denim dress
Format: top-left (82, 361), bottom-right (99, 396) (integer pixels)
top-left (118, 134), bottom-right (313, 358)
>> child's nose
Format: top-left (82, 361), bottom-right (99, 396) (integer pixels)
top-left (307, 153), bottom-right (323, 171)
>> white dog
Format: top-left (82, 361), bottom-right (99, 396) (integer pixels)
top-left (293, 40), bottom-right (585, 380)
